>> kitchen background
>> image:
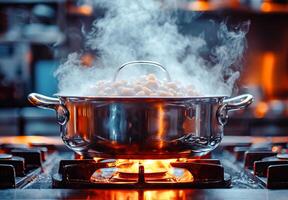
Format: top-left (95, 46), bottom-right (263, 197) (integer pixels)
top-left (0, 0), bottom-right (287, 136)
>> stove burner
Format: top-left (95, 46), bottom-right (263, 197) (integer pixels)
top-left (0, 142), bottom-right (57, 189)
top-left (0, 154), bottom-right (12, 160)
top-left (227, 142), bottom-right (288, 189)
top-left (91, 164), bottom-right (193, 183)
top-left (52, 159), bottom-right (231, 189)
top-left (244, 151), bottom-right (277, 169)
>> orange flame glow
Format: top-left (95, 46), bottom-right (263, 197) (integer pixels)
top-left (262, 52), bottom-right (275, 99)
top-left (254, 101), bottom-right (269, 118)
top-left (144, 190), bottom-right (184, 200)
top-left (117, 159), bottom-right (176, 174)
top-left (91, 158), bottom-right (194, 183)
top-left (68, 5), bottom-right (93, 16)
top-left (0, 136), bottom-right (62, 145)
top-left (260, 1), bottom-right (288, 13)
top-left (101, 190), bottom-right (185, 200)
top-left (108, 159), bottom-right (194, 183)
top-left (157, 104), bottom-right (165, 148)
top-left (261, 2), bottom-right (273, 12)
top-left (188, 0), bottom-right (210, 11)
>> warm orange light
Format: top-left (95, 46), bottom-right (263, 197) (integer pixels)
top-left (262, 52), bottom-right (275, 99)
top-left (254, 101), bottom-right (269, 118)
top-left (0, 136), bottom-right (62, 145)
top-left (260, 1), bottom-right (288, 12)
top-left (81, 53), bottom-right (95, 67)
top-left (144, 190), bottom-right (184, 200)
top-left (188, 0), bottom-right (210, 11)
top-left (91, 159), bottom-right (194, 183)
top-left (117, 159), bottom-right (175, 174)
top-left (113, 159), bottom-right (193, 183)
top-left (80, 5), bottom-right (93, 15)
top-left (69, 5), bottom-right (93, 16)
top-left (272, 146), bottom-right (281, 153)
top-left (261, 2), bottom-right (273, 12)
top-left (93, 157), bottom-right (102, 162)
top-left (157, 104), bottom-right (165, 148)
top-left (250, 137), bottom-right (288, 144)
top-left (99, 190), bottom-right (185, 200)
top-left (109, 191), bottom-right (139, 200)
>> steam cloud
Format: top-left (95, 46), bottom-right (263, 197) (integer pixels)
top-left (55, 0), bottom-right (249, 96)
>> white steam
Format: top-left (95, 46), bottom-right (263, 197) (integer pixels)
top-left (55, 0), bottom-right (249, 96)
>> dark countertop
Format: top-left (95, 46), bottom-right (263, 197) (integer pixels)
top-left (1, 189), bottom-right (287, 200)
top-left (0, 136), bottom-right (288, 199)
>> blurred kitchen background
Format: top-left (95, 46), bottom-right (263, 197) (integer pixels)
top-left (0, 0), bottom-right (287, 136)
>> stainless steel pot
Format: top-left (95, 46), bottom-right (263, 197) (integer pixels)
top-left (28, 61), bottom-right (253, 159)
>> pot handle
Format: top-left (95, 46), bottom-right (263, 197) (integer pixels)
top-left (223, 94), bottom-right (254, 111)
top-left (217, 94), bottom-right (253, 125)
top-left (113, 60), bottom-right (172, 81)
top-left (28, 93), bottom-right (69, 125)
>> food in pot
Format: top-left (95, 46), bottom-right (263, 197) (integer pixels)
top-left (84, 74), bottom-right (199, 97)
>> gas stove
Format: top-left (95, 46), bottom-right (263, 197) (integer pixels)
top-left (0, 136), bottom-right (288, 199)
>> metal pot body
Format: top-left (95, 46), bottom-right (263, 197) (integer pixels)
top-left (28, 94), bottom-right (253, 159)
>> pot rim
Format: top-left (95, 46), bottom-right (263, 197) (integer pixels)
top-left (54, 94), bottom-right (228, 100)
top-left (54, 94), bottom-right (229, 103)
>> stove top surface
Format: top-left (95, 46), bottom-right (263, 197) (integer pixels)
top-left (0, 136), bottom-right (288, 199)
